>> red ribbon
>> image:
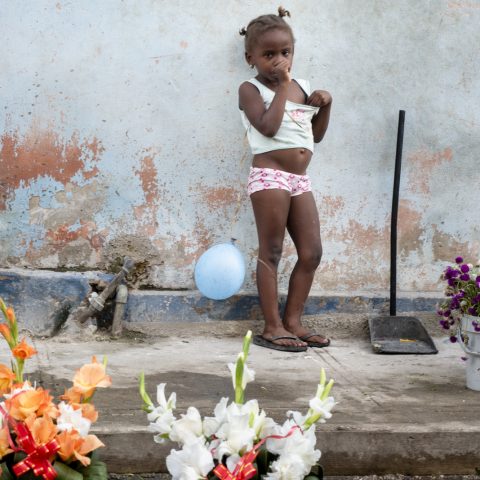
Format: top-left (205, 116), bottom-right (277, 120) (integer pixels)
top-left (213, 425), bottom-right (300, 480)
top-left (11, 422), bottom-right (59, 480)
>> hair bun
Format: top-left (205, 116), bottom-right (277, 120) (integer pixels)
top-left (278, 6), bottom-right (291, 18)
top-left (239, 27), bottom-right (247, 36)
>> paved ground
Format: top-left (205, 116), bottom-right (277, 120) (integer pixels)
top-left (2, 313), bottom-right (479, 477)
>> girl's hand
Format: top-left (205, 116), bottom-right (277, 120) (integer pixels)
top-left (273, 58), bottom-right (291, 84)
top-left (307, 90), bottom-right (332, 107)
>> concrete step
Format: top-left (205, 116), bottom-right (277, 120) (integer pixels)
top-left (3, 315), bottom-right (478, 476)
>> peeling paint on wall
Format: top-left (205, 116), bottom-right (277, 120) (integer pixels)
top-left (432, 226), bottom-right (480, 263)
top-left (398, 200), bottom-right (424, 256)
top-left (0, 125), bottom-right (102, 210)
top-left (406, 147), bottom-right (453, 195)
top-left (1, 1), bottom-right (479, 297)
top-left (133, 150), bottom-right (160, 237)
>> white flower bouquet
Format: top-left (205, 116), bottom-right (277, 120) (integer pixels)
top-left (139, 331), bottom-right (335, 480)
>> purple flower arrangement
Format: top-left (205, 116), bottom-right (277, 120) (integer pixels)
top-left (437, 256), bottom-right (480, 342)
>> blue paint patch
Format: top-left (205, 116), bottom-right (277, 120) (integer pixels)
top-left (0, 269), bottom-right (112, 334)
top-left (0, 269), bottom-right (443, 335)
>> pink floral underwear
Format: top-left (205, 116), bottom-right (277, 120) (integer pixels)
top-left (247, 167), bottom-right (312, 197)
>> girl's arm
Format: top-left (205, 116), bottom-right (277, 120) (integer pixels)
top-left (308, 90), bottom-right (332, 143)
top-left (239, 81), bottom-right (289, 137)
top-left (239, 61), bottom-right (291, 138)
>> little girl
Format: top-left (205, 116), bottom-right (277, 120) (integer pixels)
top-left (239, 7), bottom-right (332, 352)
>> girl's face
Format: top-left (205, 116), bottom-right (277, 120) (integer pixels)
top-left (246, 28), bottom-right (294, 83)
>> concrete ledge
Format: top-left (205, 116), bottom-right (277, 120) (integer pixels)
top-left (98, 429), bottom-right (480, 476)
top-left (3, 334), bottom-right (477, 477)
top-left (0, 268), bottom-right (443, 334)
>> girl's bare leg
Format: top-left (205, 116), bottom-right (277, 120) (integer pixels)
top-left (250, 189), bottom-right (307, 348)
top-left (283, 192), bottom-right (329, 345)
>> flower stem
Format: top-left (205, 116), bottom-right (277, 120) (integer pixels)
top-left (235, 353), bottom-right (245, 404)
top-left (139, 372), bottom-right (154, 409)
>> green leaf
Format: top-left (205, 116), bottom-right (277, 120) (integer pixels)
top-left (54, 461), bottom-right (84, 480)
top-left (304, 463), bottom-right (324, 480)
top-left (254, 447), bottom-right (269, 475)
top-left (1, 462), bottom-right (14, 480)
top-left (12, 452), bottom-right (26, 464)
top-left (78, 457), bottom-right (108, 480)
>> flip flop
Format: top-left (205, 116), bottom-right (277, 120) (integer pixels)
top-left (252, 334), bottom-right (308, 352)
top-left (299, 333), bottom-right (331, 348)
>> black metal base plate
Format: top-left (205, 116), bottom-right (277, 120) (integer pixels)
top-left (368, 315), bottom-right (438, 354)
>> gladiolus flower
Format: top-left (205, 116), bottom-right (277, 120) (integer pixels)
top-left (169, 407), bottom-right (204, 445)
top-left (0, 324), bottom-right (13, 346)
top-left (73, 356), bottom-right (111, 398)
top-left (56, 429), bottom-right (104, 466)
top-left (25, 415), bottom-right (57, 445)
top-left (6, 388), bottom-right (58, 421)
top-left (455, 256), bottom-right (463, 264)
top-left (0, 364), bottom-right (16, 395)
top-left (0, 427), bottom-right (13, 458)
top-left (147, 383), bottom-right (177, 443)
top-left (5, 307), bottom-right (16, 327)
top-left (57, 402), bottom-right (91, 437)
top-left (12, 338), bottom-right (37, 360)
top-left (166, 438), bottom-right (214, 480)
top-left (77, 403), bottom-right (99, 423)
top-left (61, 386), bottom-right (83, 404)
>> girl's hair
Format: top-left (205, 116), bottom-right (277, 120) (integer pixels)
top-left (239, 6), bottom-right (294, 51)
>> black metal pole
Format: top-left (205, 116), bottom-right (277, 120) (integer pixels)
top-left (390, 110), bottom-right (405, 316)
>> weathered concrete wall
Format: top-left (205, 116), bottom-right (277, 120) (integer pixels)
top-left (1, 1), bottom-right (479, 298)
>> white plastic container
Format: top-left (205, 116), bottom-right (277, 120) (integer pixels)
top-left (457, 315), bottom-right (480, 391)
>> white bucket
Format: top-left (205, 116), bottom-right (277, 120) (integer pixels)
top-left (457, 315), bottom-right (480, 391)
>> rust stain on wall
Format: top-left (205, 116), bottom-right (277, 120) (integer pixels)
top-left (0, 126), bottom-right (103, 210)
top-left (45, 222), bottom-right (105, 251)
top-left (406, 147), bottom-right (453, 195)
top-left (175, 220), bottom-right (214, 267)
top-left (397, 200), bottom-right (424, 256)
top-left (448, 1), bottom-right (480, 9)
top-left (133, 151), bottom-right (160, 237)
top-left (432, 225), bottom-right (479, 262)
top-left (22, 219), bottom-right (108, 268)
top-left (194, 184), bottom-right (241, 212)
top-left (318, 194), bottom-right (346, 218)
top-left (319, 219), bottom-right (390, 290)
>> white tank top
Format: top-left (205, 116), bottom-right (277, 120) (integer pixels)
top-left (240, 77), bottom-right (320, 155)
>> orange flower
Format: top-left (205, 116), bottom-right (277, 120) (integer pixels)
top-left (5, 307), bottom-right (16, 328)
top-left (0, 426), bottom-right (13, 458)
top-left (6, 388), bottom-right (58, 421)
top-left (56, 430), bottom-right (104, 466)
top-left (61, 387), bottom-right (83, 404)
top-left (0, 364), bottom-right (16, 395)
top-left (73, 356), bottom-right (111, 398)
top-left (25, 415), bottom-right (57, 445)
top-left (76, 403), bottom-right (98, 423)
top-left (12, 338), bottom-right (37, 360)
top-left (0, 324), bottom-right (13, 345)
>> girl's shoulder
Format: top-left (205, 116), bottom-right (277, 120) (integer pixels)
top-left (239, 77), bottom-right (269, 95)
top-left (240, 77), bottom-right (311, 95)
top-left (293, 78), bottom-right (311, 96)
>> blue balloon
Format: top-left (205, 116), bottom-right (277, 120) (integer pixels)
top-left (194, 242), bottom-right (246, 300)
